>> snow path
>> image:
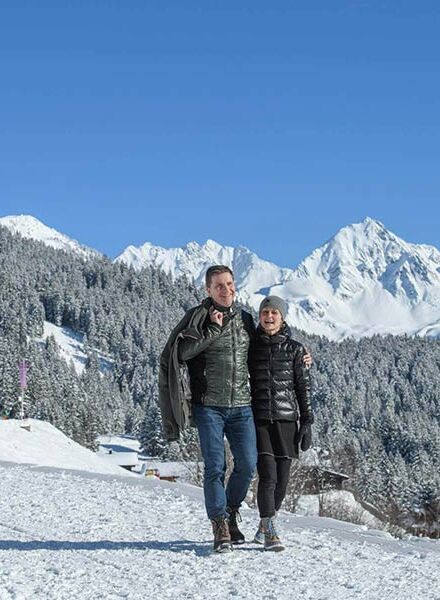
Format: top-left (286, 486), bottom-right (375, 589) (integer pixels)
top-left (1, 463), bottom-right (439, 600)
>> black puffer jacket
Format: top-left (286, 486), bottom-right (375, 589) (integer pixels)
top-left (249, 323), bottom-right (312, 422)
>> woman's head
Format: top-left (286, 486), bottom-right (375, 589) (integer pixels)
top-left (259, 296), bottom-right (287, 335)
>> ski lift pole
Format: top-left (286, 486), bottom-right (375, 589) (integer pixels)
top-left (18, 360), bottom-right (28, 420)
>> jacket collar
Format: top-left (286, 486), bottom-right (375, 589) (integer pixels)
top-left (204, 297), bottom-right (238, 316)
top-left (256, 321), bottom-right (291, 344)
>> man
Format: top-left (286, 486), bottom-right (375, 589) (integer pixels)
top-left (159, 265), bottom-right (311, 553)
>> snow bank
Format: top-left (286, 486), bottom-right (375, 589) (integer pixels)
top-left (0, 419), bottom-right (134, 476)
top-left (295, 490), bottom-right (383, 528)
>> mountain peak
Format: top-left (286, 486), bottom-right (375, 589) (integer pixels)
top-left (333, 217), bottom-right (390, 242)
top-left (203, 239), bottom-right (228, 254)
top-left (361, 216), bottom-right (385, 228)
top-left (1, 214), bottom-right (47, 231)
top-left (116, 236), bottom-right (287, 290)
top-left (324, 217), bottom-right (402, 257)
top-left (0, 214), bottom-right (97, 257)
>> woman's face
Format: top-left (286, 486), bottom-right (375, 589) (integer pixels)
top-left (259, 307), bottom-right (283, 335)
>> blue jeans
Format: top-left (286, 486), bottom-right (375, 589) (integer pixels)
top-left (193, 404), bottom-right (257, 520)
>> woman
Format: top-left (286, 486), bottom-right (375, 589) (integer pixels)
top-left (248, 295), bottom-right (313, 551)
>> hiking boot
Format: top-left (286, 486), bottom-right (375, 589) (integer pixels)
top-left (227, 507), bottom-right (245, 545)
top-left (255, 511), bottom-right (279, 544)
top-left (253, 519), bottom-right (265, 544)
top-left (261, 516), bottom-right (285, 552)
top-left (211, 516), bottom-right (233, 553)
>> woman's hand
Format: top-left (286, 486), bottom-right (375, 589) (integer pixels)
top-left (303, 349), bottom-right (312, 368)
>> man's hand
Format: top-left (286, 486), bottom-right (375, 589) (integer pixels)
top-left (303, 349), bottom-right (312, 369)
top-left (209, 306), bottom-right (223, 327)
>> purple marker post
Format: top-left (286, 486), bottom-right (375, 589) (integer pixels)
top-left (18, 360), bottom-right (28, 420)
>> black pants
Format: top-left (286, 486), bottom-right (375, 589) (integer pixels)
top-left (257, 454), bottom-right (292, 518)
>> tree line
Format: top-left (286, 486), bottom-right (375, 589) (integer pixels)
top-left (1, 224), bottom-right (439, 533)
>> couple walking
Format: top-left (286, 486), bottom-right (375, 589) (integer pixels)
top-left (159, 265), bottom-right (313, 553)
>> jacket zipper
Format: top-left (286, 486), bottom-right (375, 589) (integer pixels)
top-left (269, 345), bottom-right (273, 423)
top-left (230, 318), bottom-right (236, 407)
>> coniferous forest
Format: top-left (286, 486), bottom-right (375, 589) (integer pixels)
top-left (1, 225), bottom-right (439, 533)
top-left (0, 225), bottom-right (201, 448)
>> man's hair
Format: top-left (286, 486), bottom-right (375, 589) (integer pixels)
top-left (205, 265), bottom-right (234, 287)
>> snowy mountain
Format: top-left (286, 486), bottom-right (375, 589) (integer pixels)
top-left (265, 217), bottom-right (440, 339)
top-left (0, 214), bottom-right (97, 258)
top-left (117, 218), bottom-right (440, 340)
top-left (3, 213), bottom-right (440, 340)
top-left (1, 419), bottom-right (439, 600)
top-left (116, 238), bottom-right (293, 304)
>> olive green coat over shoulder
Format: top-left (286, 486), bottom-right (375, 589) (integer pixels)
top-left (158, 299), bottom-right (213, 441)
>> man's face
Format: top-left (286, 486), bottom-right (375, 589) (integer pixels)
top-left (207, 272), bottom-right (236, 308)
top-left (260, 308), bottom-right (283, 335)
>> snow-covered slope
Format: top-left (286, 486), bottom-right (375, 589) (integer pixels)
top-left (0, 214), bottom-right (97, 258)
top-left (295, 490), bottom-right (382, 528)
top-left (0, 419), bottom-right (132, 476)
top-left (117, 218), bottom-right (440, 340)
top-left (1, 442), bottom-right (439, 599)
top-left (36, 321), bottom-right (113, 375)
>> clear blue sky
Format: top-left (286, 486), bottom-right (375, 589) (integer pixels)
top-left (1, 1), bottom-right (439, 267)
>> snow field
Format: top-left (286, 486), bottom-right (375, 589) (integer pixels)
top-left (1, 463), bottom-right (439, 600)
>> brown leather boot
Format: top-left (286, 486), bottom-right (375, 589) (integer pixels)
top-left (211, 516), bottom-right (233, 553)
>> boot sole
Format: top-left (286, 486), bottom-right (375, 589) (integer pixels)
top-left (264, 544), bottom-right (285, 552)
top-left (214, 542), bottom-right (233, 553)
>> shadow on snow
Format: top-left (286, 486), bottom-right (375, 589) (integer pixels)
top-left (0, 539), bottom-right (260, 556)
top-left (0, 539), bottom-right (213, 556)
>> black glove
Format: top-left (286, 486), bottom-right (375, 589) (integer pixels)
top-left (296, 414), bottom-right (313, 451)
